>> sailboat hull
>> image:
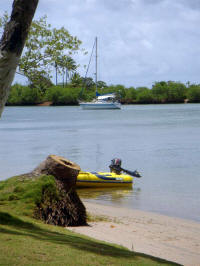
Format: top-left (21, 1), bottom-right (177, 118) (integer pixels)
top-left (80, 38), bottom-right (121, 110)
top-left (80, 102), bottom-right (121, 110)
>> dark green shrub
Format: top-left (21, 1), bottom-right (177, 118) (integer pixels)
top-left (8, 194), bottom-right (19, 201)
top-left (136, 87), bottom-right (154, 103)
top-left (7, 84), bottom-right (43, 105)
top-left (187, 85), bottom-right (200, 102)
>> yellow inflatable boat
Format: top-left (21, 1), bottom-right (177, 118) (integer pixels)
top-left (76, 158), bottom-right (141, 188)
top-left (76, 171), bottom-right (133, 188)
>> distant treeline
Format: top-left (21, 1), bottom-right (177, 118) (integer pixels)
top-left (6, 81), bottom-right (200, 106)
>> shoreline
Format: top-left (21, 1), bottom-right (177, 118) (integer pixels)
top-left (68, 201), bottom-right (200, 266)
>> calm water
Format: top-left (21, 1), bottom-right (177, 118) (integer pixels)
top-left (0, 104), bottom-right (200, 222)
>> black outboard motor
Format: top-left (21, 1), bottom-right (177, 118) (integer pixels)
top-left (109, 158), bottom-right (122, 175)
top-left (109, 158), bottom-right (142, 178)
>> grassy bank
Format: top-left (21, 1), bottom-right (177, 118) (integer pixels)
top-left (0, 175), bottom-right (178, 265)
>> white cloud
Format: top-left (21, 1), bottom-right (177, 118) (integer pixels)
top-left (1, 0), bottom-right (200, 87)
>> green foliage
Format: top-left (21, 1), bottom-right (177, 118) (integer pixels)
top-left (114, 84), bottom-right (126, 98)
top-left (6, 84), bottom-right (24, 105)
top-left (152, 81), bottom-right (187, 103)
top-left (21, 87), bottom-right (43, 105)
top-left (123, 87), bottom-right (137, 103)
top-left (152, 82), bottom-right (168, 103)
top-left (136, 87), bottom-right (154, 104)
top-left (19, 16), bottom-right (81, 85)
top-left (96, 80), bottom-right (108, 89)
top-left (167, 81), bottom-right (187, 102)
top-left (71, 73), bottom-right (87, 88)
top-left (186, 84), bottom-right (200, 102)
top-left (28, 70), bottom-right (53, 93)
top-left (7, 84), bottom-right (43, 105)
top-left (81, 77), bottom-right (95, 89)
top-left (0, 14), bottom-right (83, 89)
top-left (6, 80), bottom-right (200, 105)
top-left (45, 85), bottom-right (80, 105)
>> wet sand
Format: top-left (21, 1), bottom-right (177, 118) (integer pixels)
top-left (68, 201), bottom-right (200, 266)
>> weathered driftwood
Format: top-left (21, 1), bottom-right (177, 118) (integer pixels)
top-left (31, 155), bottom-right (87, 227)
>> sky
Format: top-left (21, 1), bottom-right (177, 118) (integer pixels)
top-left (1, 0), bottom-right (200, 88)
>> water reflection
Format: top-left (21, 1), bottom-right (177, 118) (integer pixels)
top-left (77, 186), bottom-right (140, 204)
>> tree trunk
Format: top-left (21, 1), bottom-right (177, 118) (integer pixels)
top-left (31, 155), bottom-right (87, 226)
top-left (0, 0), bottom-right (38, 117)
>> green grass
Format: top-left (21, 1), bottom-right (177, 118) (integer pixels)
top-left (0, 175), bottom-right (59, 217)
top-left (0, 176), bottom-right (180, 266)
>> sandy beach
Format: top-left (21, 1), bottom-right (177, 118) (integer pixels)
top-left (68, 201), bottom-right (200, 266)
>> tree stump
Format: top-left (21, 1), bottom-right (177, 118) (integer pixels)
top-left (32, 155), bottom-right (80, 192)
top-left (31, 155), bottom-right (87, 226)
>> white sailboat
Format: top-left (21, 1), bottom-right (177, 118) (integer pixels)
top-left (79, 37), bottom-right (121, 110)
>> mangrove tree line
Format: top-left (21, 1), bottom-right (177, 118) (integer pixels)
top-left (6, 80), bottom-right (200, 105)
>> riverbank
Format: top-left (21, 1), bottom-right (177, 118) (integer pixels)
top-left (68, 201), bottom-right (200, 266)
top-left (0, 175), bottom-right (177, 266)
top-left (6, 82), bottom-right (200, 106)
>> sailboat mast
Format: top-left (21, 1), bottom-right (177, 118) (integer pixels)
top-left (95, 36), bottom-right (98, 93)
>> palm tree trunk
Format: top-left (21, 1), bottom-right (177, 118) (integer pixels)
top-left (0, 0), bottom-right (38, 117)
